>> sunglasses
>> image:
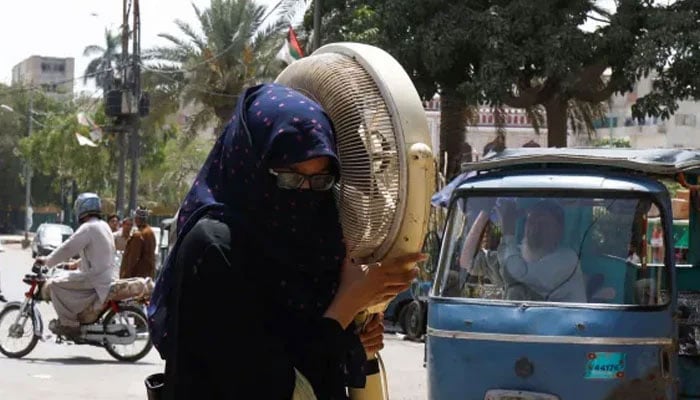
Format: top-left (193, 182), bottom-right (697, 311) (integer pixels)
top-left (268, 169), bottom-right (336, 191)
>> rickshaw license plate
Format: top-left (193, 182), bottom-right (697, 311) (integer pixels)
top-left (484, 389), bottom-right (560, 400)
top-left (585, 352), bottom-right (626, 379)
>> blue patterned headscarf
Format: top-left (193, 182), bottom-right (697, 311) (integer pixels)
top-left (148, 83), bottom-right (347, 359)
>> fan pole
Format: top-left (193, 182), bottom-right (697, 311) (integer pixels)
top-left (313, 0), bottom-right (322, 50)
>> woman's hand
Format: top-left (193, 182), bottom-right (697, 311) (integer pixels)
top-left (360, 313), bottom-right (384, 358)
top-left (324, 252), bottom-right (426, 329)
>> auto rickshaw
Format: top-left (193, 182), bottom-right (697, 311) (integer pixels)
top-left (426, 148), bottom-right (700, 400)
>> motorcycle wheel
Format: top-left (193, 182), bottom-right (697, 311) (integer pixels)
top-left (0, 303), bottom-right (39, 358)
top-left (103, 305), bottom-right (153, 362)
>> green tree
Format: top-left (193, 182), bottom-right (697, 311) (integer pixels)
top-left (301, 0), bottom-right (381, 50)
top-left (0, 85), bottom-right (27, 225)
top-left (451, 0), bottom-right (700, 148)
top-left (139, 136), bottom-right (210, 210)
top-left (19, 106), bottom-right (113, 199)
top-left (377, 1), bottom-right (488, 178)
top-left (308, 1), bottom-right (615, 175)
top-left (630, 0), bottom-right (700, 121)
top-left (0, 88), bottom-right (74, 209)
top-left (83, 28), bottom-right (121, 90)
top-left (146, 0), bottom-right (299, 137)
top-left (454, 1), bottom-right (648, 148)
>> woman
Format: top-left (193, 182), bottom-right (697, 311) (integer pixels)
top-left (148, 83), bottom-right (423, 399)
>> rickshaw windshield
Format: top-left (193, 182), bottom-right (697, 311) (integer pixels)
top-left (435, 194), bottom-right (670, 306)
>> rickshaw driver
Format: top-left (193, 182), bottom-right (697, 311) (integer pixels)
top-left (495, 199), bottom-right (587, 302)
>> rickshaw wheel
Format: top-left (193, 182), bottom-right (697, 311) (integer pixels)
top-left (401, 300), bottom-right (425, 340)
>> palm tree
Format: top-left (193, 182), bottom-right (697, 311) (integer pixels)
top-left (83, 28), bottom-right (121, 90)
top-left (146, 0), bottom-right (300, 137)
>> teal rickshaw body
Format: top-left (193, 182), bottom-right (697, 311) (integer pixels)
top-left (426, 148), bottom-right (700, 400)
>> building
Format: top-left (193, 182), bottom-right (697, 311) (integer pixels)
top-left (571, 74), bottom-right (700, 149)
top-left (423, 96), bottom-right (546, 161)
top-left (425, 74), bottom-right (700, 154)
top-left (11, 56), bottom-right (75, 97)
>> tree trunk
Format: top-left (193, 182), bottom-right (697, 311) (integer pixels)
top-left (440, 88), bottom-right (470, 180)
top-left (544, 96), bottom-right (569, 148)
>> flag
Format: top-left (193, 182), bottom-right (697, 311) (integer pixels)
top-left (276, 26), bottom-right (304, 64)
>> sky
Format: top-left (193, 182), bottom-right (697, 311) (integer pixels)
top-left (0, 0), bottom-right (300, 93)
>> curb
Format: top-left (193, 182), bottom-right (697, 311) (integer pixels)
top-left (0, 239), bottom-right (24, 245)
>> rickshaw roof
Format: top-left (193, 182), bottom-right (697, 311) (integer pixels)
top-left (462, 148), bottom-right (700, 176)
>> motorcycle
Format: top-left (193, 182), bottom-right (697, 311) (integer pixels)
top-left (0, 262), bottom-right (153, 362)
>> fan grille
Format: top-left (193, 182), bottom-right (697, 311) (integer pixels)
top-left (276, 52), bottom-right (404, 262)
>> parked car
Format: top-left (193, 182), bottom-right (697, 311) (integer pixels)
top-left (31, 223), bottom-right (73, 257)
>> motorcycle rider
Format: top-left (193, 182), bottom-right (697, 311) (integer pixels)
top-left (36, 193), bottom-right (116, 337)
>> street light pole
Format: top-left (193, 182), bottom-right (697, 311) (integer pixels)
top-left (22, 95), bottom-right (34, 247)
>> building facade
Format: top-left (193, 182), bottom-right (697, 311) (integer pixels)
top-left (571, 74), bottom-right (699, 149)
top-left (425, 75), bottom-right (700, 155)
top-left (423, 97), bottom-right (546, 161)
top-left (11, 56), bottom-right (75, 97)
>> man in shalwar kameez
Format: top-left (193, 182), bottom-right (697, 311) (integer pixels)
top-left (37, 193), bottom-right (115, 337)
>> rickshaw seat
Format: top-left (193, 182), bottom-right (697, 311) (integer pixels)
top-left (580, 254), bottom-right (637, 304)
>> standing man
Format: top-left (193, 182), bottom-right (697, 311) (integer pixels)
top-left (107, 214), bottom-right (120, 233)
top-left (120, 207), bottom-right (156, 278)
top-left (114, 217), bottom-right (133, 252)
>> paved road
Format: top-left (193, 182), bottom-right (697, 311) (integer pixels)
top-left (0, 243), bottom-right (427, 400)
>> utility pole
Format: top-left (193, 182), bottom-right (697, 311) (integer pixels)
top-left (106, 0), bottom-right (147, 217)
top-left (21, 94), bottom-right (34, 248)
top-left (115, 0), bottom-right (129, 217)
top-left (313, 0), bottom-right (322, 51)
top-left (128, 0), bottom-right (141, 213)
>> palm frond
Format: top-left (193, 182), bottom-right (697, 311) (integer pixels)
top-left (143, 0), bottom-right (302, 134)
top-left (157, 33), bottom-right (197, 54)
top-left (148, 44), bottom-right (195, 64)
top-left (525, 106), bottom-right (545, 135)
top-left (83, 45), bottom-right (106, 57)
top-left (83, 58), bottom-right (104, 84)
top-left (568, 98), bottom-right (607, 138)
top-left (270, 0), bottom-right (305, 26)
top-left (492, 105), bottom-right (506, 136)
top-left (174, 19), bottom-right (207, 50)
